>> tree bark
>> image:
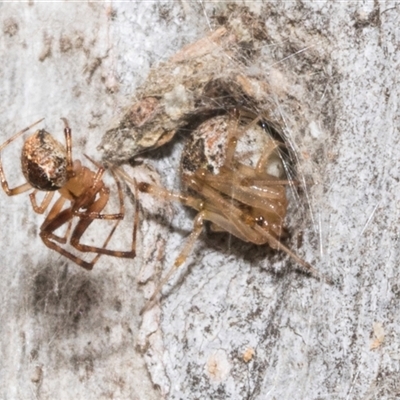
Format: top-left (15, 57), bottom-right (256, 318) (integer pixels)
top-left (0, 2), bottom-right (399, 399)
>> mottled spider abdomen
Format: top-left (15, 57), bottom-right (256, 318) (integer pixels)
top-left (181, 116), bottom-right (229, 177)
top-left (181, 114), bottom-right (285, 179)
top-left (21, 130), bottom-right (68, 191)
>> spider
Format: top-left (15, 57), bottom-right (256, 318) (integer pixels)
top-left (118, 109), bottom-right (328, 314)
top-left (0, 118), bottom-right (137, 270)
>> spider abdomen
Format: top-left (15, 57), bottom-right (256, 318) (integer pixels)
top-left (21, 130), bottom-right (68, 191)
top-left (181, 114), bottom-right (285, 179)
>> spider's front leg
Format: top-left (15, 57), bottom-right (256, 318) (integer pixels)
top-left (224, 110), bottom-right (261, 168)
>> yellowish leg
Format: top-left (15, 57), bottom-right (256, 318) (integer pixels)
top-left (140, 211), bottom-right (205, 315)
top-left (224, 112), bottom-right (261, 168)
top-left (254, 224), bottom-right (333, 285)
top-left (255, 140), bottom-right (282, 177)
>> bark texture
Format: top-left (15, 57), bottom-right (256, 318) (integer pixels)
top-left (0, 2), bottom-right (399, 399)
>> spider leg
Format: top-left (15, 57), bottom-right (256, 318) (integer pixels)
top-left (194, 168), bottom-right (288, 214)
top-left (44, 195), bottom-right (67, 222)
top-left (0, 152), bottom-right (32, 196)
top-left (191, 172), bottom-right (285, 241)
top-left (115, 165), bottom-right (204, 211)
top-left (0, 178), bottom-right (32, 196)
top-left (0, 119), bottom-right (46, 196)
top-left (0, 119), bottom-right (44, 152)
top-left (40, 182), bottom-right (138, 269)
top-left (69, 166), bottom-right (139, 256)
top-left (141, 177), bottom-right (266, 244)
top-left (136, 179), bottom-right (269, 311)
top-left (40, 206), bottom-right (130, 270)
top-left (139, 179), bottom-right (289, 314)
top-left (60, 118), bottom-right (74, 179)
top-left (29, 190), bottom-right (55, 214)
top-left (255, 139), bottom-right (283, 177)
top-left (139, 176), bottom-right (264, 244)
top-left (175, 181), bottom-right (328, 284)
top-left (138, 176), bottom-right (329, 308)
top-left (48, 220), bottom-right (73, 245)
top-left (40, 195), bottom-right (72, 244)
top-left (40, 207), bottom-right (98, 270)
top-left (224, 111), bottom-right (261, 168)
top-left (73, 167), bottom-right (126, 220)
top-left (253, 225), bottom-right (333, 285)
top-left (70, 184), bottom-right (137, 258)
top-left (83, 154), bottom-right (102, 169)
top-left (141, 211), bottom-right (205, 315)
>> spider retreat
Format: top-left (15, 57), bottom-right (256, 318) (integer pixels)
top-left (117, 109), bottom-right (331, 314)
top-left (0, 118), bottom-right (138, 270)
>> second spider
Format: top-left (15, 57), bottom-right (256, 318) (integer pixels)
top-left (0, 118), bottom-right (138, 270)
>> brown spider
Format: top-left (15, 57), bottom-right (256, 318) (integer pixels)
top-left (0, 118), bottom-right (137, 270)
top-left (118, 110), bottom-right (327, 314)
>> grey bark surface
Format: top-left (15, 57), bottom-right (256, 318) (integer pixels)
top-left (0, 2), bottom-right (399, 400)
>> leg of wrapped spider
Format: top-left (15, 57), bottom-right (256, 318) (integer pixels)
top-left (224, 110), bottom-right (262, 168)
top-left (140, 211), bottom-right (205, 315)
top-left (253, 225), bottom-right (333, 285)
top-left (255, 139), bottom-right (284, 178)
